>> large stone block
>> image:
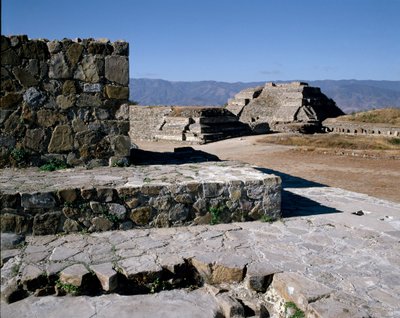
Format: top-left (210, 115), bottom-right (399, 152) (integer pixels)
top-left (56, 94), bottom-right (76, 109)
top-left (12, 67), bottom-right (38, 87)
top-left (20, 40), bottom-right (49, 60)
top-left (105, 85), bottom-right (129, 99)
top-left (33, 211), bottom-right (62, 235)
top-left (74, 55), bottom-right (103, 83)
top-left (47, 40), bottom-right (62, 54)
top-left (48, 125), bottom-right (74, 153)
top-left (271, 272), bottom-right (333, 312)
top-left (21, 192), bottom-right (57, 209)
top-left (23, 87), bottom-right (46, 107)
top-left (130, 206), bottom-right (153, 225)
top-left (23, 128), bottom-right (48, 153)
top-left (37, 109), bottom-right (67, 128)
top-left (111, 135), bottom-right (131, 156)
top-left (62, 80), bottom-right (77, 95)
top-left (0, 193), bottom-right (20, 209)
top-left (0, 213), bottom-right (31, 234)
top-left (112, 41), bottom-right (129, 55)
top-left (59, 264), bottom-right (90, 287)
top-left (76, 94), bottom-right (102, 107)
top-left (49, 52), bottom-right (72, 79)
top-left (1, 49), bottom-right (20, 65)
top-left (105, 55), bottom-right (128, 85)
top-left (83, 83), bottom-right (102, 93)
top-left (90, 263), bottom-right (118, 292)
top-left (66, 42), bottom-right (83, 66)
top-left (0, 93), bottom-right (22, 109)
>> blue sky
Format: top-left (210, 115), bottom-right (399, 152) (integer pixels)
top-left (2, 0), bottom-right (400, 82)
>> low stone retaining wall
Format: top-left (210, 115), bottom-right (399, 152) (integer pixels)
top-left (0, 162), bottom-right (281, 235)
top-left (323, 118), bottom-right (400, 137)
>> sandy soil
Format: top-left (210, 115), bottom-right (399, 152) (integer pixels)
top-left (135, 135), bottom-right (400, 203)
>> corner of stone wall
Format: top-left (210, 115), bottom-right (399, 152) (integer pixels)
top-left (0, 35), bottom-right (132, 168)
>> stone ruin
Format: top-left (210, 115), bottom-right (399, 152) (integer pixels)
top-left (1, 35), bottom-right (131, 168)
top-left (0, 35), bottom-right (282, 236)
top-left (226, 81), bottom-right (344, 134)
top-left (323, 117), bottom-right (400, 137)
top-left (130, 82), bottom-right (344, 145)
top-left (1, 35), bottom-right (399, 318)
top-left (129, 106), bottom-right (250, 143)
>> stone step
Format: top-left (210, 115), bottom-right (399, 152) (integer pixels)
top-left (153, 134), bottom-right (184, 141)
top-left (199, 124), bottom-right (251, 134)
top-left (199, 116), bottom-right (239, 124)
top-left (157, 128), bottom-right (185, 135)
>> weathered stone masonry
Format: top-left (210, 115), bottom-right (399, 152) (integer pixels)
top-left (0, 162), bottom-right (281, 235)
top-left (1, 35), bottom-right (131, 167)
top-left (323, 118), bottom-right (400, 137)
top-left (129, 106), bottom-right (250, 144)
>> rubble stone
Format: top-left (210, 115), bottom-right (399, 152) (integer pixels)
top-left (90, 263), bottom-right (118, 291)
top-left (0, 35), bottom-right (130, 168)
top-left (59, 264), bottom-right (90, 287)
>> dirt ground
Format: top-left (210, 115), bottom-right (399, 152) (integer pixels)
top-left (136, 134), bottom-right (400, 203)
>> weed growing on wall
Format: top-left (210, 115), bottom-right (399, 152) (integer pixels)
top-left (209, 206), bottom-right (224, 225)
top-left (40, 158), bottom-right (70, 171)
top-left (10, 148), bottom-right (29, 167)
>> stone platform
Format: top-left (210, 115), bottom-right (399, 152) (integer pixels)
top-left (1, 186), bottom-right (399, 317)
top-left (0, 161), bottom-right (281, 235)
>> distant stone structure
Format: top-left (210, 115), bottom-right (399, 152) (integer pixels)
top-left (323, 118), bottom-right (400, 137)
top-left (227, 82), bottom-right (344, 133)
top-left (129, 106), bottom-right (250, 143)
top-left (0, 35), bottom-right (131, 167)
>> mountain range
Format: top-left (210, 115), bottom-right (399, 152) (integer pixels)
top-left (129, 79), bottom-right (400, 113)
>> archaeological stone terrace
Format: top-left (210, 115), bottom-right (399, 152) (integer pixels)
top-left (129, 106), bottom-right (251, 143)
top-left (1, 35), bottom-right (131, 168)
top-left (323, 117), bottom-right (400, 137)
top-left (1, 35), bottom-right (400, 318)
top-left (0, 162), bottom-right (281, 235)
top-left (1, 183), bottom-right (399, 317)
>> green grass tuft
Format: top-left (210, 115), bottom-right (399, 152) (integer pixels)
top-left (284, 301), bottom-right (305, 318)
top-left (40, 158), bottom-right (70, 171)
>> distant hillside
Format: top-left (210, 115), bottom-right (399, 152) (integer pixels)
top-left (130, 79), bottom-right (400, 113)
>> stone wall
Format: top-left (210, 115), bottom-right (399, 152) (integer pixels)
top-left (129, 106), bottom-right (250, 144)
top-left (323, 118), bottom-right (400, 137)
top-left (1, 35), bottom-right (131, 167)
top-left (0, 162), bottom-right (282, 235)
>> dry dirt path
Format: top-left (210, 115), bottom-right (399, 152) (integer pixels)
top-left (136, 135), bottom-right (400, 203)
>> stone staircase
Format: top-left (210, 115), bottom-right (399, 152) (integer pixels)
top-left (153, 107), bottom-right (251, 143)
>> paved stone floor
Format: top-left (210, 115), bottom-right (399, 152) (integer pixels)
top-left (2, 176), bottom-right (400, 317)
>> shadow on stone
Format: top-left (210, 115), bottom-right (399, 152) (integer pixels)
top-left (281, 190), bottom-right (340, 218)
top-left (130, 147), bottom-right (220, 165)
top-left (115, 260), bottom-right (203, 296)
top-left (255, 168), bottom-right (341, 217)
top-left (255, 168), bottom-right (327, 188)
